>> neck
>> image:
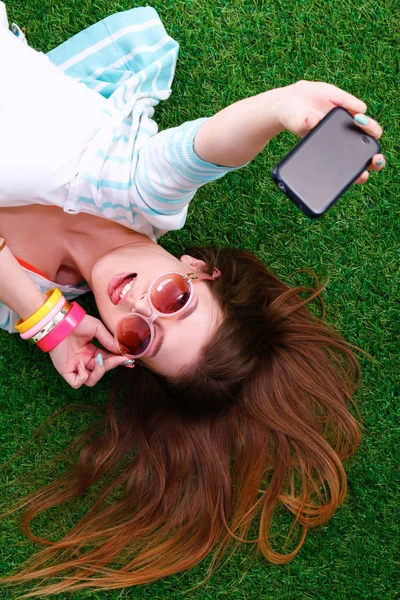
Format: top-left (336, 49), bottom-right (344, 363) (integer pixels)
top-left (0, 205), bottom-right (157, 285)
top-left (61, 213), bottom-right (156, 287)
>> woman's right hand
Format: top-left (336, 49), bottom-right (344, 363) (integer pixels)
top-left (49, 314), bottom-right (134, 389)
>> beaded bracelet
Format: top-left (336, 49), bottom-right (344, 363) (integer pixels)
top-left (36, 302), bottom-right (86, 353)
top-left (15, 288), bottom-right (62, 334)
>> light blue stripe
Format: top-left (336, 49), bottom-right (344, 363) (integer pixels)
top-left (96, 150), bottom-right (132, 164)
top-left (82, 174), bottom-right (130, 191)
top-left (98, 201), bottom-right (133, 212)
top-left (115, 213), bottom-right (136, 221)
top-left (48, 6), bottom-right (178, 107)
top-left (76, 195), bottom-right (133, 213)
top-left (61, 30), bottom-right (175, 84)
top-left (161, 136), bottom-right (208, 185)
top-left (154, 124), bottom-right (229, 185)
top-left (136, 126), bottom-right (157, 138)
top-left (135, 191), bottom-right (184, 216)
top-left (48, 21), bottom-right (113, 67)
top-left (92, 82), bottom-right (119, 100)
top-left (138, 153), bottom-right (195, 203)
top-left (76, 195), bottom-right (95, 206)
top-left (74, 77), bottom-right (103, 91)
top-left (138, 185), bottom-right (192, 208)
top-left (140, 142), bottom-right (167, 187)
top-left (113, 134), bottom-right (130, 144)
top-left (176, 126), bottom-right (232, 174)
top-left (156, 134), bottom-right (211, 187)
top-left (114, 214), bottom-right (136, 225)
top-left (142, 132), bottom-right (194, 191)
top-left (111, 94), bottom-right (123, 111)
top-left (122, 37), bottom-right (177, 74)
top-left (49, 7), bottom-right (165, 71)
top-left (90, 68), bottom-right (128, 86)
top-left (136, 171), bottom-right (193, 207)
top-left (112, 126), bottom-right (155, 145)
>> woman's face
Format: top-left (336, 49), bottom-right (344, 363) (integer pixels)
top-left (90, 242), bottom-right (223, 377)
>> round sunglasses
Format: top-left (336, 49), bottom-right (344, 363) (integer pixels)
top-left (114, 271), bottom-right (213, 358)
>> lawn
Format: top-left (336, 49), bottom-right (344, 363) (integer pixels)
top-left (0, 0), bottom-right (398, 598)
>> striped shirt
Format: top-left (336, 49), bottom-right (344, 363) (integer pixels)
top-left (48, 6), bottom-right (237, 239)
top-left (0, 4), bottom-right (241, 332)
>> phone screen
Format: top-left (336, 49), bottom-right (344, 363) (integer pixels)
top-left (277, 108), bottom-right (378, 215)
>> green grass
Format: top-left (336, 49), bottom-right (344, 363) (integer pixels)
top-left (0, 0), bottom-right (399, 598)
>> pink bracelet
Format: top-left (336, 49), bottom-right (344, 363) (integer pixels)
top-left (20, 296), bottom-right (66, 340)
top-left (36, 302), bottom-right (86, 353)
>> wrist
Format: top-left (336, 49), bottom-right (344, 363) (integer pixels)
top-left (259, 86), bottom-right (294, 133)
top-left (16, 290), bottom-right (49, 321)
top-left (0, 244), bottom-right (49, 319)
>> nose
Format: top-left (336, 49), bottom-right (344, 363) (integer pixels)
top-left (131, 293), bottom-right (152, 318)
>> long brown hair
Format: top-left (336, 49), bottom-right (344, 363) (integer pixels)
top-left (1, 247), bottom-right (361, 597)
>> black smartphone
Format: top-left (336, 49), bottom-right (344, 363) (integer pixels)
top-left (271, 107), bottom-right (380, 218)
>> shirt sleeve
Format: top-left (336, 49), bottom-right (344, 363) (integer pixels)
top-left (132, 117), bottom-right (244, 230)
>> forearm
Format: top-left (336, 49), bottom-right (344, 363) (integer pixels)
top-left (0, 244), bottom-right (48, 320)
top-left (193, 87), bottom-right (285, 167)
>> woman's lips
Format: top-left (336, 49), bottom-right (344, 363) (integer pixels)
top-left (108, 273), bottom-right (136, 305)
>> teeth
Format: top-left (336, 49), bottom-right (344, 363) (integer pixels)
top-left (120, 280), bottom-right (134, 299)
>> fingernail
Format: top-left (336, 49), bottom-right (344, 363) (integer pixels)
top-left (123, 359), bottom-right (134, 365)
top-left (96, 354), bottom-right (103, 367)
top-left (376, 158), bottom-right (384, 166)
top-left (354, 114), bottom-right (369, 126)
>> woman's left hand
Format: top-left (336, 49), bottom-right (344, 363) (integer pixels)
top-left (49, 314), bottom-right (133, 389)
top-left (278, 80), bottom-right (385, 184)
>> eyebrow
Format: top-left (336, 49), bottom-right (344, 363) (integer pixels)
top-left (147, 297), bottom-right (199, 358)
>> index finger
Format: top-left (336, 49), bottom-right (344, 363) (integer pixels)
top-left (328, 85), bottom-right (367, 115)
top-left (92, 320), bottom-right (120, 354)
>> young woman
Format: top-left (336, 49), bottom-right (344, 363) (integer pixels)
top-left (0, 2), bottom-right (385, 596)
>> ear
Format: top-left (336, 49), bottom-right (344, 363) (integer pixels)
top-left (179, 255), bottom-right (207, 271)
top-left (179, 255), bottom-right (221, 280)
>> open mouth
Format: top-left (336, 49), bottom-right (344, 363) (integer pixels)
top-left (108, 273), bottom-right (137, 305)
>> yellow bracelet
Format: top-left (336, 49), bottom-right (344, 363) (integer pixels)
top-left (15, 288), bottom-right (63, 333)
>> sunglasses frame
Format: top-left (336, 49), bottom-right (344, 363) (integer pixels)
top-left (114, 271), bottom-right (203, 358)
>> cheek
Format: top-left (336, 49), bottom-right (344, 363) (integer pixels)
top-left (91, 256), bottom-right (112, 288)
top-left (143, 326), bottom-right (206, 377)
top-left (143, 353), bottom-right (187, 377)
top-left (93, 295), bottom-right (122, 334)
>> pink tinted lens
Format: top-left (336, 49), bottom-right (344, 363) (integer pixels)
top-left (150, 273), bottom-right (191, 314)
top-left (116, 314), bottom-right (152, 356)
